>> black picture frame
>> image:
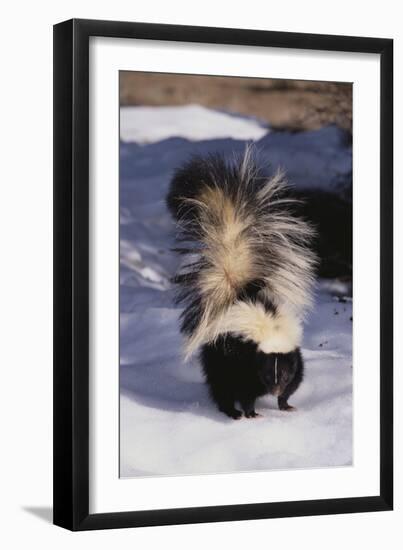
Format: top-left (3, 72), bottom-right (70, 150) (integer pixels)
top-left (53, 18), bottom-right (393, 531)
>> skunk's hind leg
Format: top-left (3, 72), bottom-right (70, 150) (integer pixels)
top-left (278, 383), bottom-right (298, 410)
top-left (207, 380), bottom-right (242, 419)
top-left (208, 377), bottom-right (242, 419)
top-left (240, 397), bottom-right (260, 418)
top-left (278, 348), bottom-right (304, 411)
top-left (278, 397), bottom-right (296, 411)
top-left (217, 399), bottom-right (243, 420)
top-left (201, 339), bottom-right (243, 420)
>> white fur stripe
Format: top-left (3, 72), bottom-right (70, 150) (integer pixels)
top-left (184, 301), bottom-right (302, 356)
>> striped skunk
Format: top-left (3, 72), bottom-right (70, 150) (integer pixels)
top-left (167, 149), bottom-right (317, 419)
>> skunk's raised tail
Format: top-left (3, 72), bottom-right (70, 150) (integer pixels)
top-left (167, 149), bottom-right (317, 358)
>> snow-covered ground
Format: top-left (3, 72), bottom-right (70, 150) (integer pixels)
top-left (119, 105), bottom-right (352, 478)
top-left (120, 104), bottom-right (269, 143)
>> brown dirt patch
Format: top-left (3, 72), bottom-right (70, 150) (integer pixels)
top-left (120, 72), bottom-right (352, 133)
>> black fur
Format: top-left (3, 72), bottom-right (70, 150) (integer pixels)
top-left (201, 335), bottom-right (304, 419)
top-left (167, 153), bottom-right (262, 223)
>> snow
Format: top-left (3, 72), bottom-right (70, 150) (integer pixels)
top-left (120, 104), bottom-right (269, 144)
top-left (120, 108), bottom-right (351, 197)
top-left (119, 105), bottom-right (352, 478)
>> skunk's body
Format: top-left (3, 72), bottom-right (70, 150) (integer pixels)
top-left (201, 337), bottom-right (304, 419)
top-left (167, 149), bottom-right (316, 418)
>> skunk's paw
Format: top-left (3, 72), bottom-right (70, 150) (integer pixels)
top-left (281, 405), bottom-right (296, 412)
top-left (245, 411), bottom-right (262, 419)
top-left (219, 407), bottom-right (243, 420)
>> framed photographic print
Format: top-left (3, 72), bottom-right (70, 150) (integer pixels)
top-left (53, 19), bottom-right (393, 530)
